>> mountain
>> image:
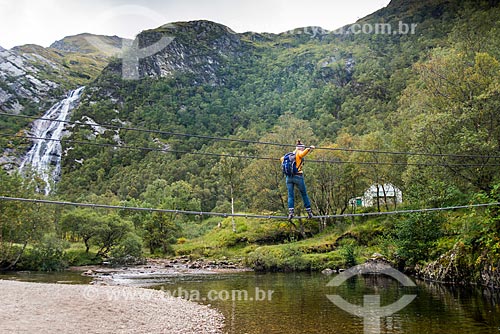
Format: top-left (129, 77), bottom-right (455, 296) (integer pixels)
top-left (364, 0), bottom-right (499, 20)
top-left (0, 34), bottom-right (127, 115)
top-left (136, 21), bottom-right (247, 84)
top-left (3, 0), bottom-right (497, 198)
top-left (47, 0), bottom-right (494, 213)
top-left (50, 33), bottom-right (125, 55)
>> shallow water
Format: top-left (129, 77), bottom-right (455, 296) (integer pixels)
top-left (0, 270), bottom-right (92, 285)
top-left (2, 270), bottom-right (500, 333)
top-left (152, 272), bottom-right (500, 334)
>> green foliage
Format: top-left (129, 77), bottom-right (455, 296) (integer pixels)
top-left (60, 208), bottom-right (134, 259)
top-left (109, 232), bottom-right (144, 265)
top-left (457, 184), bottom-right (500, 262)
top-left (17, 234), bottom-right (68, 272)
top-left (394, 213), bottom-right (444, 265)
top-left (180, 216), bottom-right (222, 239)
top-left (338, 239), bottom-right (358, 268)
top-left (398, 48), bottom-right (500, 194)
top-left (65, 248), bottom-right (101, 266)
top-left (50, 3), bottom-right (500, 227)
top-left (92, 213), bottom-right (133, 257)
top-left (246, 245), bottom-right (309, 272)
top-left (0, 170), bottom-right (54, 269)
top-left (61, 209), bottom-right (102, 252)
top-left (140, 212), bottom-right (179, 255)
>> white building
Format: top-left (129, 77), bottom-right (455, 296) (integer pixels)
top-left (350, 183), bottom-right (403, 208)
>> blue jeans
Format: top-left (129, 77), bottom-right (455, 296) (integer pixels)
top-left (286, 175), bottom-right (311, 209)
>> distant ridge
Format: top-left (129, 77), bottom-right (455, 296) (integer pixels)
top-left (50, 33), bottom-right (128, 56)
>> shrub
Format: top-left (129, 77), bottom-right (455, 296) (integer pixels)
top-left (18, 234), bottom-right (68, 271)
top-left (339, 242), bottom-right (357, 268)
top-left (109, 233), bottom-right (144, 265)
top-left (65, 248), bottom-right (101, 266)
top-left (246, 245), bottom-right (309, 271)
top-left (394, 213), bottom-right (444, 265)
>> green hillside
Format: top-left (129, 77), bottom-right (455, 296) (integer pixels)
top-left (2, 0), bottom-right (500, 285)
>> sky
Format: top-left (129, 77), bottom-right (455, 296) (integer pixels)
top-left (0, 0), bottom-right (391, 49)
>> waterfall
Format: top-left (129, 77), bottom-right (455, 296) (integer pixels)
top-left (20, 86), bottom-right (85, 195)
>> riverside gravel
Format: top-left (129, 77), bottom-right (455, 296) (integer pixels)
top-left (0, 280), bottom-right (224, 334)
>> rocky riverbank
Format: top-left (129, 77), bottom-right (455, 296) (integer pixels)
top-left (74, 257), bottom-right (252, 286)
top-left (0, 280), bottom-right (224, 334)
top-left (413, 243), bottom-right (500, 288)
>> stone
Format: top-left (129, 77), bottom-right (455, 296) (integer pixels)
top-left (321, 268), bottom-right (335, 275)
top-left (82, 270), bottom-right (94, 276)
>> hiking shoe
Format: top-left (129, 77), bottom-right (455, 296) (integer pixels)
top-left (306, 208), bottom-right (313, 219)
top-left (288, 208), bottom-right (295, 220)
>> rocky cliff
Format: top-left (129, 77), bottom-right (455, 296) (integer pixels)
top-left (414, 242), bottom-right (500, 288)
top-left (108, 20), bottom-right (251, 85)
top-left (0, 46), bottom-right (59, 113)
top-left (0, 34), bottom-right (124, 114)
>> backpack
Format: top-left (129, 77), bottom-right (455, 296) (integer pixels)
top-left (282, 152), bottom-right (298, 177)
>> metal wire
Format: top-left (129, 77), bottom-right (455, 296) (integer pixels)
top-left (3, 111), bottom-right (500, 159)
top-left (0, 196), bottom-right (498, 220)
top-left (3, 133), bottom-right (500, 167)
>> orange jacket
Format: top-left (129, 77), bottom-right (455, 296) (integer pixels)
top-left (294, 147), bottom-right (311, 174)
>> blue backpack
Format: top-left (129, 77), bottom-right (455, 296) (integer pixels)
top-left (282, 152), bottom-right (298, 177)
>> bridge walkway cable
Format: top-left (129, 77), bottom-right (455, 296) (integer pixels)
top-left (0, 196), bottom-right (498, 220)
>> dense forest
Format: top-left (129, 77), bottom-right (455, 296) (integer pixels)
top-left (2, 0), bottom-right (500, 286)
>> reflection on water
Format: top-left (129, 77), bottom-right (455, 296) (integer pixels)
top-left (0, 270), bottom-right (92, 285)
top-left (2, 270), bottom-right (500, 333)
top-left (152, 272), bottom-right (500, 334)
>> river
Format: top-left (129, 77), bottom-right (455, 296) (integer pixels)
top-left (1, 270), bottom-right (499, 333)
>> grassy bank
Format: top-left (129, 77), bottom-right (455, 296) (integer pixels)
top-left (173, 214), bottom-right (393, 272)
top-left (172, 206), bottom-right (500, 286)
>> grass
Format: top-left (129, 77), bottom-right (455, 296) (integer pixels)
top-left (173, 216), bottom-right (287, 260)
top-left (64, 243), bottom-right (103, 266)
top-left (172, 214), bottom-right (393, 272)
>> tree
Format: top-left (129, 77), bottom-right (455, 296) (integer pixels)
top-left (0, 170), bottom-right (53, 270)
top-left (142, 212), bottom-right (180, 254)
top-left (61, 209), bottom-right (101, 253)
top-left (211, 156), bottom-right (245, 232)
top-left (394, 213), bottom-right (444, 266)
top-left (353, 130), bottom-right (402, 211)
top-left (308, 133), bottom-right (367, 228)
top-left (139, 179), bottom-right (200, 254)
top-left (398, 49), bottom-right (500, 196)
top-left (93, 213), bottom-right (133, 258)
top-left (450, 7), bottom-right (500, 60)
top-left (60, 208), bottom-right (133, 258)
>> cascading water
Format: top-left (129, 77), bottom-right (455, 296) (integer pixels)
top-left (19, 86), bottom-right (85, 195)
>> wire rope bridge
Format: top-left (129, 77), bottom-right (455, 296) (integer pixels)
top-left (1, 196), bottom-right (498, 220)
